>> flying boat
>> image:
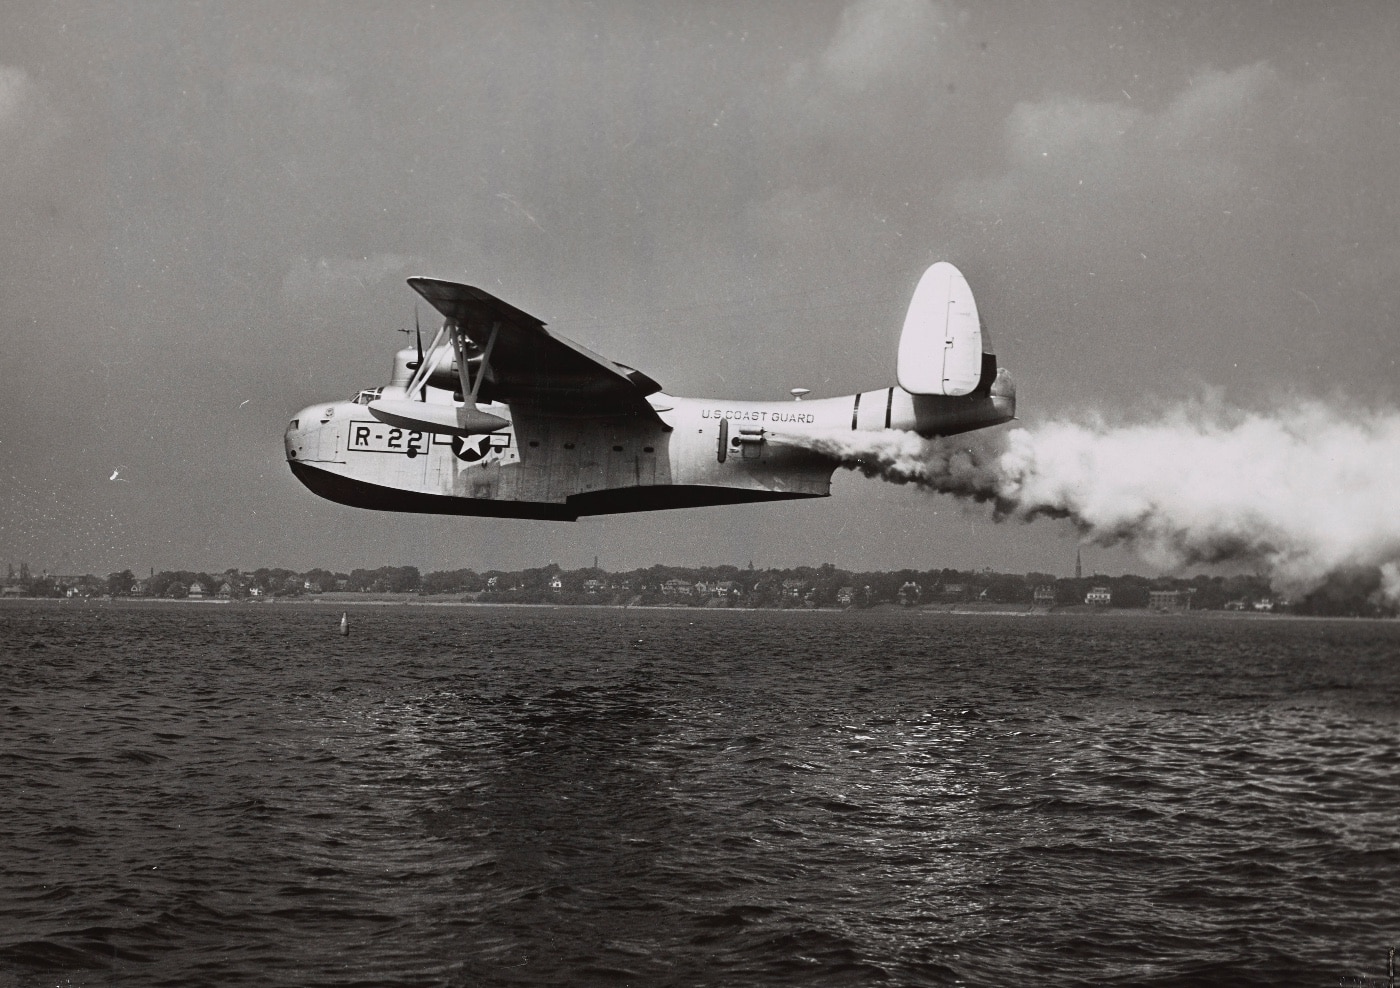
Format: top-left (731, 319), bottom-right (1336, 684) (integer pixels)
top-left (284, 262), bottom-right (1015, 520)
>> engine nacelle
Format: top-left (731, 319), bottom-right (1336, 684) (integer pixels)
top-left (388, 344), bottom-right (482, 395)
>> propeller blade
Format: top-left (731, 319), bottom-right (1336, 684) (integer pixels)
top-left (404, 321), bottom-right (451, 399)
top-left (415, 307), bottom-right (425, 400)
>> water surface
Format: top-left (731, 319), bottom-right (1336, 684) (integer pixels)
top-left (2, 602), bottom-right (1397, 986)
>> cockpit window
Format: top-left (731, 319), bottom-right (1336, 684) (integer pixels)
top-left (351, 388), bottom-right (383, 405)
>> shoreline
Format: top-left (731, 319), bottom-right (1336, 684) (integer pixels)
top-left (2, 596), bottom-right (1389, 622)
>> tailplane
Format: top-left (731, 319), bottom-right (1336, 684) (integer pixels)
top-left (896, 262), bottom-right (984, 397)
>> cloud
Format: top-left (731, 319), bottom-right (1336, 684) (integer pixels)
top-left (950, 61), bottom-right (1288, 216)
top-left (1157, 62), bottom-right (1279, 144)
top-left (0, 64), bottom-right (38, 132)
top-left (819, 0), bottom-right (946, 93)
top-left (0, 64), bottom-right (67, 197)
top-left (782, 0), bottom-right (949, 139)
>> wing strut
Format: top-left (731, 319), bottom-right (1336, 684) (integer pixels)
top-left (403, 322), bottom-right (451, 399)
top-left (369, 317), bottom-right (510, 437)
top-left (460, 321), bottom-right (500, 405)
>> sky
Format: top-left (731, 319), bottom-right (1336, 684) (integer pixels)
top-left (2, 0), bottom-right (1398, 578)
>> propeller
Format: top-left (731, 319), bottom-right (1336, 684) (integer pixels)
top-left (399, 308), bottom-right (429, 400)
top-left (404, 320), bottom-right (452, 400)
top-left (415, 306), bottom-right (425, 401)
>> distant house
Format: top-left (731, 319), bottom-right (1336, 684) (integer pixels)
top-left (1148, 590), bottom-right (1188, 611)
top-left (662, 578), bottom-right (692, 596)
top-left (583, 579), bottom-right (606, 594)
top-left (714, 580), bottom-right (740, 598)
top-left (188, 582), bottom-right (208, 599)
top-left (485, 576), bottom-right (499, 592)
top-left (1085, 586), bottom-right (1112, 606)
top-left (898, 581), bottom-right (922, 605)
top-left (1033, 585), bottom-right (1056, 606)
top-left (836, 586), bottom-right (856, 606)
top-left (1223, 599), bottom-right (1247, 611)
top-left (1253, 598), bottom-right (1275, 612)
top-left (548, 575), bottom-right (563, 592)
top-left (217, 582), bottom-right (234, 599)
top-left (780, 579), bottom-right (807, 599)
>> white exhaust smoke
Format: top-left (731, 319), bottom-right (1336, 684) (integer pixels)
top-left (777, 400), bottom-right (1400, 598)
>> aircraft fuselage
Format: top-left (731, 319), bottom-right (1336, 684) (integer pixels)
top-left (285, 262), bottom-right (1015, 520)
top-left (285, 382), bottom-right (1014, 521)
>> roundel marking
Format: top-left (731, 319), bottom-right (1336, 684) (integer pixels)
top-left (452, 435), bottom-right (494, 462)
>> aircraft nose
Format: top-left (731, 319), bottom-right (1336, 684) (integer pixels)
top-left (285, 405), bottom-right (320, 462)
top-left (284, 418), bottom-right (301, 461)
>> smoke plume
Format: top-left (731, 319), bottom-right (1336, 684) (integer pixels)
top-left (778, 401), bottom-right (1400, 598)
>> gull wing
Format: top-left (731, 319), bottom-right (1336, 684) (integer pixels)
top-left (407, 278), bottom-right (663, 419)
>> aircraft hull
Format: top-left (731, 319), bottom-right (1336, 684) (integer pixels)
top-left (284, 383), bottom-right (1013, 521)
top-left (285, 395), bottom-right (839, 520)
top-left (288, 459), bottom-right (816, 521)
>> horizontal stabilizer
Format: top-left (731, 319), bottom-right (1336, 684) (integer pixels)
top-left (897, 262), bottom-right (984, 397)
top-left (368, 398), bottom-right (509, 437)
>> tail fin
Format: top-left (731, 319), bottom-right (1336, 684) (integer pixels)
top-left (896, 262), bottom-right (984, 396)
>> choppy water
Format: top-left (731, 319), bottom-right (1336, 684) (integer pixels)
top-left (2, 601), bottom-right (1398, 987)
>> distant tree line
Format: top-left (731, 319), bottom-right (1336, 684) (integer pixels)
top-left (5, 560), bottom-right (1396, 617)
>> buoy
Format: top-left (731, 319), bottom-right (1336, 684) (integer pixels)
top-left (339, 612), bottom-right (349, 636)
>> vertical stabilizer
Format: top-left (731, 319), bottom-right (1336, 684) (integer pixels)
top-left (896, 262), bottom-right (984, 396)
